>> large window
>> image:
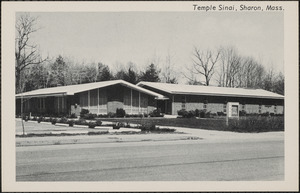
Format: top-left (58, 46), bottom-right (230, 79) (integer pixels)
top-left (80, 92), bottom-right (88, 108)
top-left (90, 89), bottom-right (98, 107)
top-left (98, 89), bottom-right (107, 113)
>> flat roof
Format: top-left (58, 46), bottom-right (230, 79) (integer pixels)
top-left (16, 80), bottom-right (167, 99)
top-left (137, 81), bottom-right (284, 100)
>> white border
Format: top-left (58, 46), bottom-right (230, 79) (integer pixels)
top-left (2, 1), bottom-right (299, 191)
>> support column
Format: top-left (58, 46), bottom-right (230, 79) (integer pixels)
top-left (130, 89), bottom-right (133, 114)
top-left (57, 97), bottom-right (59, 113)
top-left (62, 96), bottom-right (64, 113)
top-left (172, 95), bottom-right (175, 115)
top-left (88, 90), bottom-right (90, 110)
top-left (97, 88), bottom-right (99, 114)
top-left (139, 92), bottom-right (141, 114)
top-left (165, 100), bottom-right (167, 114)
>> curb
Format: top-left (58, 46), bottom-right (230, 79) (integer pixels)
top-left (16, 134), bottom-right (201, 147)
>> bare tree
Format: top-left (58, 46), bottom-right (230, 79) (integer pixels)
top-left (187, 47), bottom-right (221, 86)
top-left (263, 66), bottom-right (275, 92)
top-left (217, 46), bottom-right (242, 87)
top-left (15, 13), bottom-right (47, 94)
top-left (273, 72), bottom-right (284, 95)
top-left (161, 52), bottom-right (178, 84)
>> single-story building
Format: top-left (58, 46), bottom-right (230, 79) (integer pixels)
top-left (16, 80), bottom-right (166, 116)
top-left (136, 81), bottom-right (284, 115)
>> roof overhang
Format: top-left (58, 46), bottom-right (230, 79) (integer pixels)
top-left (171, 92), bottom-right (284, 100)
top-left (137, 82), bottom-right (284, 100)
top-left (15, 92), bottom-right (69, 99)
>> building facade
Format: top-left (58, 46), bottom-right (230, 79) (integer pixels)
top-left (137, 82), bottom-right (284, 115)
top-left (16, 80), bottom-right (284, 116)
top-left (16, 80), bottom-right (165, 116)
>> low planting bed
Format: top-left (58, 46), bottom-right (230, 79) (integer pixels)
top-left (18, 112), bottom-right (284, 133)
top-left (99, 116), bottom-right (284, 133)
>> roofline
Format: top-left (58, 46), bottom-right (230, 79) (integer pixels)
top-left (16, 80), bottom-right (166, 99)
top-left (16, 92), bottom-right (69, 99)
top-left (137, 82), bottom-right (284, 100)
top-left (170, 91), bottom-right (284, 100)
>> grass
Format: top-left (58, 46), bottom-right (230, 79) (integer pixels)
top-left (98, 116), bottom-right (284, 133)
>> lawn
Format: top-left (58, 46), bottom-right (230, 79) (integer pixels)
top-left (97, 116), bottom-right (284, 133)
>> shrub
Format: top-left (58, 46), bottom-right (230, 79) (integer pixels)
top-left (188, 110), bottom-right (196, 118)
top-left (80, 109), bottom-right (89, 118)
top-left (68, 113), bottom-right (77, 118)
top-left (51, 118), bottom-right (58, 125)
top-left (217, 111), bottom-right (225, 116)
top-left (88, 122), bottom-right (97, 128)
top-left (44, 118), bottom-right (51, 122)
top-left (205, 111), bottom-right (211, 118)
top-left (108, 112), bottom-right (116, 118)
top-left (195, 109), bottom-right (200, 117)
top-left (112, 123), bottom-right (121, 130)
top-left (227, 116), bottom-right (284, 132)
top-left (210, 113), bottom-right (217, 117)
top-left (140, 122), bottom-right (157, 131)
top-left (59, 117), bottom-right (68, 124)
top-left (177, 109), bottom-right (186, 116)
top-left (116, 108), bottom-right (126, 117)
top-left (239, 110), bottom-right (247, 116)
top-left (178, 109), bottom-right (196, 118)
top-left (96, 119), bottom-right (102, 126)
top-left (80, 109), bottom-right (89, 115)
top-left (97, 114), bottom-right (108, 118)
top-left (68, 120), bottom-right (75, 127)
top-left (143, 113), bottom-right (149, 118)
top-left (74, 119), bottom-right (87, 125)
top-left (261, 112), bottom-right (270, 117)
top-left (199, 110), bottom-right (206, 118)
top-left (83, 113), bottom-right (97, 120)
top-left (37, 116), bottom-right (44, 123)
top-left (22, 115), bottom-right (29, 122)
top-left (150, 109), bottom-right (163, 117)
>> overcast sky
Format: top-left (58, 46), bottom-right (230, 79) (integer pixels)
top-left (21, 12), bottom-right (283, 83)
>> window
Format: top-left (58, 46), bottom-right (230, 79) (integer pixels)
top-left (274, 105), bottom-right (277, 113)
top-left (223, 104), bottom-right (227, 112)
top-left (259, 105), bottom-right (262, 114)
top-left (241, 104), bottom-right (245, 110)
top-left (39, 98), bottom-right (45, 110)
top-left (182, 96), bottom-right (186, 110)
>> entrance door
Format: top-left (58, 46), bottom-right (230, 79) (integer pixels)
top-left (157, 100), bottom-right (166, 114)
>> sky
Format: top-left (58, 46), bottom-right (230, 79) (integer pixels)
top-left (20, 12), bottom-right (284, 84)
